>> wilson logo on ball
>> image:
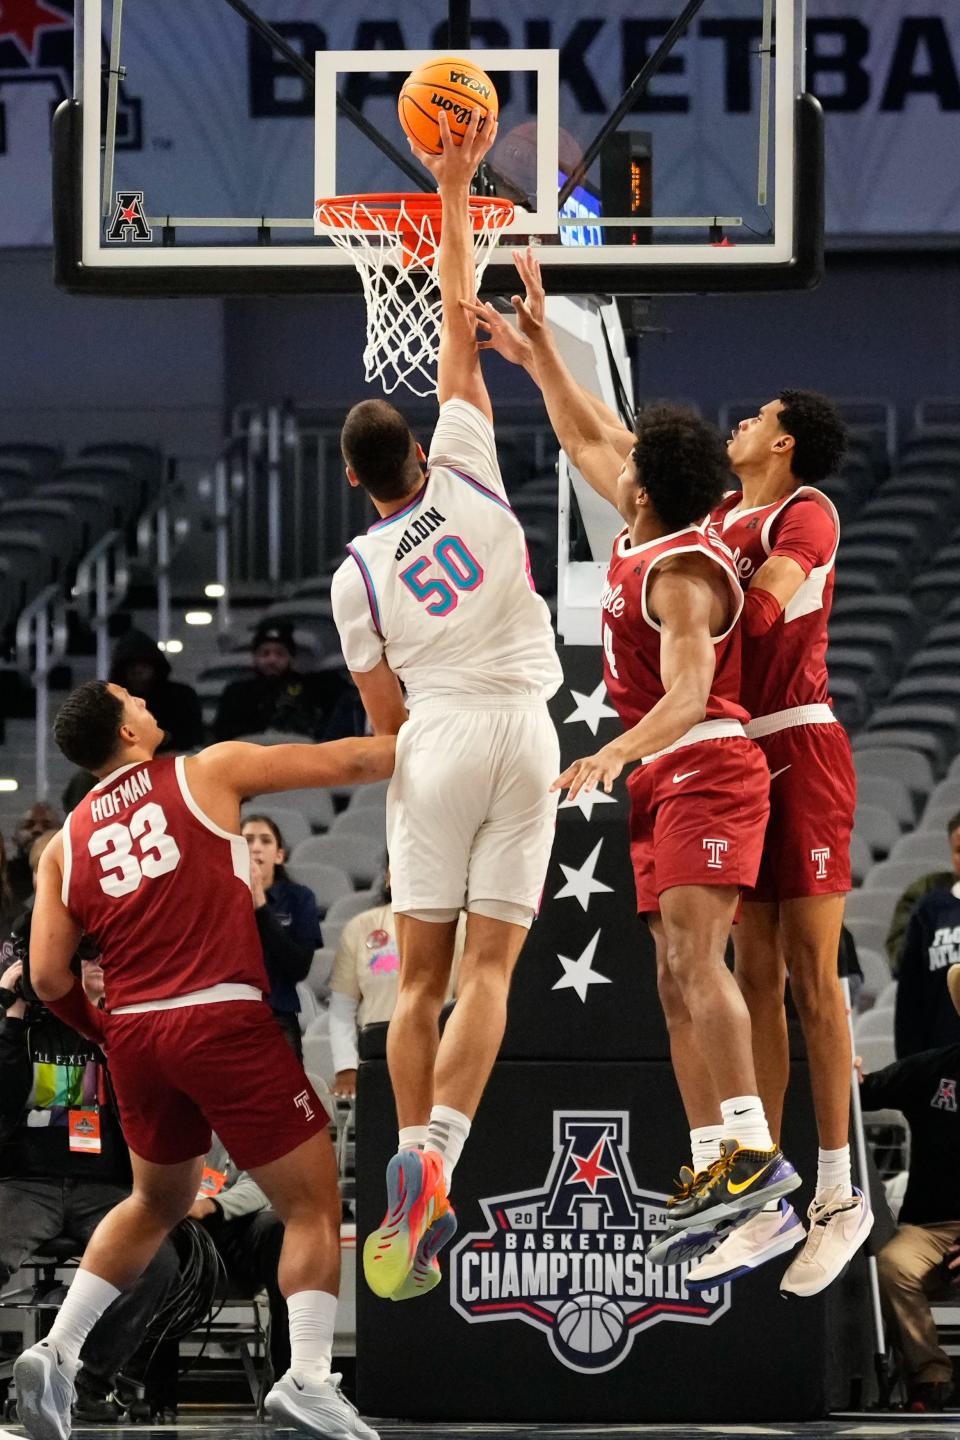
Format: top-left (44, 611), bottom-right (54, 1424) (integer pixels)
top-left (450, 1110), bottom-right (731, 1375)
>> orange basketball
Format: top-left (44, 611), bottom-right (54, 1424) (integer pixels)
top-left (398, 56), bottom-right (498, 156)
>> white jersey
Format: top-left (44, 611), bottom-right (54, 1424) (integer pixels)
top-left (331, 399), bottom-right (563, 705)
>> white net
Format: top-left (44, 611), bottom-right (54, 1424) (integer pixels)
top-left (313, 195), bottom-right (514, 398)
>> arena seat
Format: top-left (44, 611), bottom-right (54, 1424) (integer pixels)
top-left (284, 861), bottom-right (352, 914)
top-left (323, 890), bottom-right (380, 929)
top-left (831, 570), bottom-right (884, 599)
top-left (329, 807), bottom-right (387, 841)
top-left (845, 886), bottom-right (901, 931)
top-left (856, 1032), bottom-right (896, 1072)
top-left (854, 730), bottom-right (946, 773)
top-left (0, 500), bottom-right (83, 570)
top-left (846, 918), bottom-right (889, 956)
top-left (865, 860), bottom-right (942, 895)
top-left (248, 786), bottom-right (335, 832)
top-left (341, 780), bottom-right (390, 812)
top-left (853, 803), bottom-right (901, 857)
top-left (903, 646), bottom-right (960, 678)
top-left (239, 802), bottom-right (311, 853)
top-left (830, 676), bottom-right (867, 730)
top-left (889, 830), bottom-right (951, 867)
top-left (890, 677), bottom-right (960, 711)
top-left (0, 443), bottom-right (63, 479)
top-left (289, 834), bottom-right (386, 889)
top-left (855, 775), bottom-right (915, 829)
top-left (831, 596), bottom-right (923, 645)
top-left (305, 947), bottom-right (335, 997)
top-left (849, 833), bottom-right (873, 886)
top-left (832, 546), bottom-right (910, 592)
top-left (854, 1007), bottom-right (895, 1043)
top-left (828, 645), bottom-right (885, 693)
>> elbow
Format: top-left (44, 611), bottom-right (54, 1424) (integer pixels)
top-left (32, 970), bottom-right (64, 1004)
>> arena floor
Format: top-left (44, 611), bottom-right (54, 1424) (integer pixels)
top-left (3, 1420), bottom-right (955, 1439)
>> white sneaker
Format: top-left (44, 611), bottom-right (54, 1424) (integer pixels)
top-left (780, 1185), bottom-right (874, 1298)
top-left (13, 1340), bottom-right (78, 1440)
top-left (686, 1200), bottom-right (804, 1289)
top-left (265, 1369), bottom-right (379, 1440)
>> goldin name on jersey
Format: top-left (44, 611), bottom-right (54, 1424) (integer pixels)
top-left (450, 1111), bottom-right (730, 1376)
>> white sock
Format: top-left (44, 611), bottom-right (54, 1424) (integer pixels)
top-left (720, 1095), bottom-right (773, 1152)
top-left (690, 1124), bottom-right (723, 1173)
top-left (816, 1144), bottom-right (852, 1201)
top-left (398, 1125), bottom-right (428, 1152)
top-left (424, 1104), bottom-right (471, 1191)
top-left (47, 1269), bottom-right (121, 1367)
top-left (287, 1290), bottom-right (336, 1384)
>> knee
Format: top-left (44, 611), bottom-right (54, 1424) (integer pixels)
top-left (457, 949), bottom-right (514, 1001)
top-left (736, 954), bottom-right (785, 1011)
top-left (656, 955), bottom-right (689, 1028)
top-left (133, 1184), bottom-right (195, 1232)
top-left (788, 958), bottom-right (843, 1020)
top-left (397, 962), bottom-right (449, 1009)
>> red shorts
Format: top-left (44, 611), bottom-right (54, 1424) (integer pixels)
top-left (103, 999), bottom-right (327, 1169)
top-left (626, 736), bottom-right (771, 915)
top-left (747, 720), bottom-right (855, 903)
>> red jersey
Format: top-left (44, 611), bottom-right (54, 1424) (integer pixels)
top-left (600, 524), bottom-right (748, 734)
top-left (62, 755), bottom-right (267, 1010)
top-left (709, 487), bottom-right (839, 719)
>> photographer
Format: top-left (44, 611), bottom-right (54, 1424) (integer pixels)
top-left (0, 877), bottom-right (178, 1419)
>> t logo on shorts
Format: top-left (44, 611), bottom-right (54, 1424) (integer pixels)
top-left (293, 1089), bottom-right (316, 1121)
top-left (810, 847), bottom-right (831, 880)
top-left (702, 838), bottom-right (729, 870)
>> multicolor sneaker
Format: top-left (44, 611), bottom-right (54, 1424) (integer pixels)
top-left (780, 1186), bottom-right (873, 1298)
top-left (362, 1149), bottom-right (451, 1299)
top-left (685, 1200), bottom-right (804, 1289)
top-left (646, 1162), bottom-right (737, 1268)
top-left (664, 1138), bottom-right (800, 1232)
top-left (390, 1208), bottom-right (458, 1302)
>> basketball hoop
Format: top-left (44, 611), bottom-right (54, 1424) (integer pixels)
top-left (313, 192), bottom-right (514, 398)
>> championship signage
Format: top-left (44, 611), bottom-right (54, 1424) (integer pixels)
top-left (450, 1109), bottom-right (730, 1375)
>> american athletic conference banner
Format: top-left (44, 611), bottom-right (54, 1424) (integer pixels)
top-left (0, 0), bottom-right (956, 245)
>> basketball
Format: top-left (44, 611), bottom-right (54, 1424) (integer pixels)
top-left (398, 56), bottom-right (498, 155)
top-left (555, 1293), bottom-right (626, 1358)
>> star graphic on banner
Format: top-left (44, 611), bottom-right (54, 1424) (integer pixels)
top-left (0, 0), bottom-right (72, 63)
top-left (566, 1139), bottom-right (616, 1193)
top-left (121, 202), bottom-right (139, 222)
top-left (552, 930), bottom-right (611, 1004)
top-left (554, 839), bottom-right (613, 912)
top-left (563, 680), bottom-right (617, 737)
top-left (558, 786), bottom-right (617, 822)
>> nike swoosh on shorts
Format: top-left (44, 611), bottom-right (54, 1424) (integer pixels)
top-left (672, 770), bottom-right (700, 784)
top-left (769, 765), bottom-right (792, 781)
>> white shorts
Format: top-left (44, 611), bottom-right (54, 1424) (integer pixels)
top-left (387, 697), bottom-right (560, 916)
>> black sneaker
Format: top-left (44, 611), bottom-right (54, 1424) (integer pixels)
top-left (908, 1381), bottom-right (953, 1412)
top-left (663, 1138), bottom-right (800, 1229)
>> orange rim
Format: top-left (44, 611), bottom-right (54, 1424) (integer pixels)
top-left (315, 192), bottom-right (514, 265)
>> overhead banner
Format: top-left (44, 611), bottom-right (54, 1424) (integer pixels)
top-left (0, 0), bottom-right (956, 246)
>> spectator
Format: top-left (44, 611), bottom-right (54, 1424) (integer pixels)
top-left (894, 813), bottom-right (960, 1057)
top-left (0, 831), bottom-right (18, 928)
top-left (885, 817), bottom-right (959, 971)
top-left (861, 965), bottom-right (960, 1412)
top-left (242, 814), bottom-right (321, 1059)
top-left (109, 628), bottom-right (203, 753)
top-left (185, 1135), bottom-right (289, 1381)
top-left (6, 802), bottom-right (61, 908)
top-left (328, 874), bottom-right (465, 1098)
top-left (213, 620), bottom-right (358, 742)
top-left (0, 940), bottom-right (177, 1420)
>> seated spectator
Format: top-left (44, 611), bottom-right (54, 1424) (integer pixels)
top-left (328, 874), bottom-right (464, 1098)
top-left (242, 815), bottom-right (321, 1059)
top-left (895, 812), bottom-right (960, 1057)
top-left (886, 817), bottom-right (960, 971)
top-left (185, 1135), bottom-right (289, 1381)
top-left (861, 965), bottom-right (960, 1412)
top-left (0, 937), bottom-right (177, 1419)
top-left (213, 620), bottom-right (358, 742)
top-left (109, 628), bottom-right (203, 753)
top-left (6, 801), bottom-right (61, 908)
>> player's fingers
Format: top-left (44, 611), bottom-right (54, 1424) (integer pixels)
top-left (437, 109), bottom-right (453, 150)
top-left (407, 136), bottom-right (437, 169)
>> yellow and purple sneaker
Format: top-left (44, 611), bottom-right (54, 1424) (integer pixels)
top-left (363, 1150), bottom-right (452, 1299)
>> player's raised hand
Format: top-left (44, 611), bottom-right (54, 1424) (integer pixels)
top-left (408, 107), bottom-right (498, 189)
top-left (513, 246), bottom-right (546, 326)
top-left (459, 298), bottom-right (532, 367)
top-left (551, 745), bottom-right (626, 802)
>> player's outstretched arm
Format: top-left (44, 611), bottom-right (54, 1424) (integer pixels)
top-left (511, 285), bottom-right (623, 509)
top-left (191, 734), bottom-right (396, 801)
top-left (552, 558), bottom-right (722, 801)
top-left (408, 108), bottom-right (497, 419)
top-left (29, 835), bottom-right (84, 1004)
top-left (462, 248), bottom-right (635, 461)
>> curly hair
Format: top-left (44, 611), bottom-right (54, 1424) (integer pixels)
top-left (777, 389), bottom-right (847, 484)
top-left (631, 404), bottom-right (733, 532)
top-left (53, 680), bottom-right (125, 772)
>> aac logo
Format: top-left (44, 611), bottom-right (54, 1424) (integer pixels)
top-left (450, 1110), bottom-right (730, 1375)
top-left (105, 190), bottom-right (152, 244)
